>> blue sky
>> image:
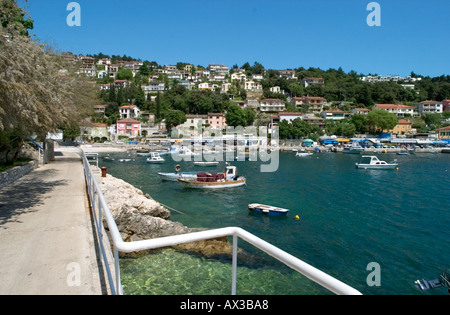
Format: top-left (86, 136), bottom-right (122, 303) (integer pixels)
top-left (22, 0), bottom-right (450, 77)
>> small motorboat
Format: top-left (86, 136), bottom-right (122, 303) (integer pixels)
top-left (355, 156), bottom-right (398, 170)
top-left (248, 204), bottom-right (290, 216)
top-left (295, 150), bottom-right (313, 157)
top-left (146, 152), bottom-right (165, 164)
top-left (158, 165), bottom-right (198, 181)
top-left (178, 165), bottom-right (246, 189)
top-left (102, 155), bottom-right (115, 161)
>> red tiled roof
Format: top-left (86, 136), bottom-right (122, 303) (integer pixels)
top-left (117, 118), bottom-right (141, 123)
top-left (375, 104), bottom-right (414, 109)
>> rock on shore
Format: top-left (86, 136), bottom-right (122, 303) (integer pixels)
top-left (95, 168), bottom-right (232, 257)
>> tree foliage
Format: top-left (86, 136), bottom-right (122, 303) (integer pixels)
top-left (367, 110), bottom-right (398, 132)
top-left (0, 0), bottom-right (96, 160)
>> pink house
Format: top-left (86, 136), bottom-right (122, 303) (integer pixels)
top-left (208, 113), bottom-right (227, 129)
top-left (117, 118), bottom-right (141, 137)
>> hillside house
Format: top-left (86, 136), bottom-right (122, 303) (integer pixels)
top-left (117, 119), bottom-right (141, 137)
top-left (373, 104), bottom-right (415, 117)
top-left (301, 77), bottom-right (324, 88)
top-left (416, 100), bottom-right (443, 114)
top-left (260, 99), bottom-right (285, 112)
top-left (119, 105), bottom-right (140, 119)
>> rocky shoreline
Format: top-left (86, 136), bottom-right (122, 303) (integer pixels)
top-left (92, 166), bottom-right (233, 258)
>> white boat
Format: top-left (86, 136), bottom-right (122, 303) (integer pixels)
top-left (193, 161), bottom-right (219, 167)
top-left (146, 152), bottom-right (165, 164)
top-left (295, 150), bottom-right (313, 157)
top-left (178, 165), bottom-right (246, 189)
top-left (158, 165), bottom-right (199, 181)
top-left (158, 172), bottom-right (197, 181)
top-left (355, 156), bottom-right (398, 170)
top-left (175, 147), bottom-right (201, 158)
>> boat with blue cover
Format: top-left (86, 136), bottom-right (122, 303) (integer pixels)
top-left (248, 203), bottom-right (290, 216)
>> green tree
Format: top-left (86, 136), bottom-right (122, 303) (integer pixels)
top-left (225, 104), bottom-right (247, 127)
top-left (244, 108), bottom-right (256, 126)
top-left (134, 86), bottom-right (145, 108)
top-left (367, 110), bottom-right (398, 133)
top-left (350, 114), bottom-right (368, 134)
top-left (138, 64), bottom-right (150, 77)
top-left (164, 110), bottom-right (186, 131)
top-left (116, 68), bottom-right (133, 80)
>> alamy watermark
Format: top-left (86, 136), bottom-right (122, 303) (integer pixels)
top-left (366, 2), bottom-right (381, 27)
top-left (66, 262), bottom-right (81, 287)
top-left (66, 2), bottom-right (81, 27)
top-left (170, 125), bottom-right (280, 173)
top-left (366, 262), bottom-right (381, 287)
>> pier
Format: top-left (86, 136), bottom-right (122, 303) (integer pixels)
top-left (0, 150), bottom-right (109, 295)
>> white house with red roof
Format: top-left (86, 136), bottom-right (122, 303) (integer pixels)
top-left (119, 105), bottom-right (140, 119)
top-left (373, 104), bottom-right (416, 117)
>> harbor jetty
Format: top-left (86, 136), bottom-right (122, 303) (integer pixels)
top-left (92, 166), bottom-right (233, 258)
top-left (0, 150), bottom-right (105, 295)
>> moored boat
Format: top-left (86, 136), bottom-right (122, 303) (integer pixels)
top-left (295, 150), bottom-right (313, 157)
top-left (248, 203), bottom-right (290, 216)
top-left (177, 165), bottom-right (246, 189)
top-left (146, 152), bottom-right (165, 163)
top-left (158, 172), bottom-right (198, 181)
top-left (158, 165), bottom-right (203, 181)
top-left (355, 155), bottom-right (398, 170)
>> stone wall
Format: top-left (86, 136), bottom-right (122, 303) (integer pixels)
top-left (0, 160), bottom-right (39, 190)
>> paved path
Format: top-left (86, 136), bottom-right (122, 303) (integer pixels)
top-left (0, 151), bottom-right (106, 295)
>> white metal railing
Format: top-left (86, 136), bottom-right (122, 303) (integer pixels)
top-left (80, 151), bottom-right (362, 295)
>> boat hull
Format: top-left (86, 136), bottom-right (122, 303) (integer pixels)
top-left (178, 178), bottom-right (246, 189)
top-left (355, 164), bottom-right (398, 170)
top-left (158, 172), bottom-right (197, 181)
top-left (147, 160), bottom-right (164, 164)
top-left (248, 204), bottom-right (289, 216)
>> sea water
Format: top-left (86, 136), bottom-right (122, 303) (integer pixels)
top-left (99, 151), bottom-right (450, 295)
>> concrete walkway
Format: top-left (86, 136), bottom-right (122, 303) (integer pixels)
top-left (0, 151), bottom-right (106, 295)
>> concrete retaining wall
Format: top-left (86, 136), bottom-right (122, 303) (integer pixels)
top-left (0, 160), bottom-right (39, 190)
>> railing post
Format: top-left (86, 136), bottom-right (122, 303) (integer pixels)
top-left (232, 235), bottom-right (238, 295)
top-left (114, 247), bottom-right (122, 295)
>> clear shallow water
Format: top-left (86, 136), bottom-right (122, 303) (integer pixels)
top-left (99, 151), bottom-right (450, 295)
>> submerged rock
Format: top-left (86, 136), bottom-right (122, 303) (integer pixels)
top-left (94, 168), bottom-right (231, 257)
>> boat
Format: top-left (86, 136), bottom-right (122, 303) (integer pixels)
top-left (342, 142), bottom-right (365, 154)
top-left (248, 203), bottom-right (290, 216)
top-left (177, 165), bottom-right (246, 189)
top-left (193, 161), bottom-right (219, 167)
top-left (146, 152), bottom-right (165, 164)
top-left (158, 165), bottom-right (201, 181)
top-left (355, 156), bottom-right (398, 170)
top-left (295, 150), bottom-right (313, 157)
top-left (397, 150), bottom-right (409, 155)
top-left (137, 152), bottom-right (152, 156)
top-left (102, 155), bottom-right (115, 161)
top-left (158, 171), bottom-right (198, 181)
top-left (176, 147), bottom-right (201, 158)
top-left (118, 158), bottom-right (132, 162)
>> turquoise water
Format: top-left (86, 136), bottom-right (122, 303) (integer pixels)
top-left (99, 151), bottom-right (450, 295)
